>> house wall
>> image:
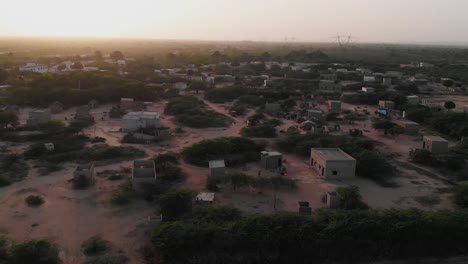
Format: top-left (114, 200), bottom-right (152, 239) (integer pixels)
top-left (27, 111), bottom-right (51, 125)
top-left (122, 117), bottom-right (161, 132)
top-left (132, 178), bottom-right (156, 192)
top-left (261, 155), bottom-right (282, 170)
top-left (424, 138), bottom-right (448, 155)
top-left (209, 167), bottom-right (225, 177)
top-left (328, 101), bottom-right (341, 113)
top-left (397, 121), bottom-right (419, 135)
top-left (310, 152), bottom-right (356, 179)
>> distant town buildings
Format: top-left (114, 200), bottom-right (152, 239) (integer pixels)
top-left (19, 63), bottom-right (48, 73)
top-left (318, 80), bottom-right (342, 93)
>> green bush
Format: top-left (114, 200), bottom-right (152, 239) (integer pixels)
top-left (165, 96), bottom-right (230, 128)
top-left (336, 186), bottom-right (368, 209)
top-left (111, 182), bottom-right (133, 205)
top-left (25, 195), bottom-right (44, 207)
top-left (10, 239), bottom-right (59, 264)
top-left (82, 236), bottom-right (109, 256)
top-left (152, 209), bottom-right (468, 264)
top-left (453, 184), bottom-right (468, 208)
top-left (182, 137), bottom-right (263, 166)
top-left (204, 86), bottom-right (248, 103)
top-left (160, 189), bottom-right (196, 221)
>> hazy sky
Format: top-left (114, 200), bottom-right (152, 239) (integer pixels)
top-left (2, 0), bottom-right (468, 43)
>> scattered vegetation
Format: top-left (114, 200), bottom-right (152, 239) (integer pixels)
top-left (152, 209), bottom-right (468, 264)
top-left (82, 236), bottom-right (110, 256)
top-left (165, 96), bottom-right (230, 128)
top-left (111, 182), bottom-right (134, 205)
top-left (182, 137), bottom-right (264, 166)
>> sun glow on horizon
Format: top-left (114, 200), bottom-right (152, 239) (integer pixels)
top-left (1, 0), bottom-right (468, 43)
top-left (1, 0), bottom-right (183, 38)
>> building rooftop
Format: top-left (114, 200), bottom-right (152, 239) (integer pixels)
top-left (311, 148), bottom-right (355, 161)
top-left (261, 151), bottom-right (282, 157)
top-left (76, 164), bottom-right (93, 171)
top-left (196, 192), bottom-right (215, 202)
top-left (209, 160), bottom-right (225, 168)
top-left (123, 111), bottom-right (160, 119)
top-left (397, 119), bottom-right (419, 125)
top-left (424, 135), bottom-right (448, 142)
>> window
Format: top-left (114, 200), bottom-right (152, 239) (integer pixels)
top-left (332, 171), bottom-right (338, 175)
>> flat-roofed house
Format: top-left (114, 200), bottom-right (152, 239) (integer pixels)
top-left (406, 95), bottom-right (419, 105)
top-left (74, 164), bottom-right (95, 184)
top-left (396, 120), bottom-right (420, 135)
top-left (423, 136), bottom-right (449, 155)
top-left (132, 160), bottom-right (157, 192)
top-left (319, 80), bottom-right (342, 93)
top-left (120, 98), bottom-right (134, 111)
top-left (310, 148), bottom-right (356, 179)
top-left (122, 112), bottom-right (161, 133)
top-left (327, 100), bottom-right (341, 113)
top-left (261, 151), bottom-right (282, 170)
top-left (209, 160), bottom-right (225, 177)
top-left (27, 109), bottom-right (51, 126)
top-left (362, 87), bottom-right (375, 93)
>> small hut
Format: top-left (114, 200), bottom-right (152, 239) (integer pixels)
top-left (48, 101), bottom-right (64, 114)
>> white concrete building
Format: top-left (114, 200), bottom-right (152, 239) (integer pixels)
top-left (19, 63), bottom-right (48, 73)
top-left (363, 76), bottom-right (376, 82)
top-left (361, 87), bottom-right (375, 93)
top-left (174, 82), bottom-right (188, 90)
top-left (310, 148), bottom-right (356, 179)
top-left (406, 95), bottom-right (420, 105)
top-left (122, 112), bottom-right (161, 133)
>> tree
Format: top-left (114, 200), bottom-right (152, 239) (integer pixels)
top-left (0, 69), bottom-right (8, 84)
top-left (442, 79), bottom-right (454, 90)
top-left (444, 101), bottom-right (456, 111)
top-left (152, 153), bottom-right (179, 171)
top-left (372, 120), bottom-right (396, 135)
top-left (110, 50), bottom-right (124, 61)
top-left (0, 111), bottom-right (18, 128)
top-left (10, 240), bottom-right (60, 264)
top-left (453, 184), bottom-right (468, 208)
top-left (336, 185), bottom-right (368, 209)
top-left (188, 80), bottom-right (206, 94)
top-left (159, 189), bottom-right (195, 220)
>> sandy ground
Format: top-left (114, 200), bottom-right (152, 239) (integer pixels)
top-left (1, 96), bottom-right (460, 263)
